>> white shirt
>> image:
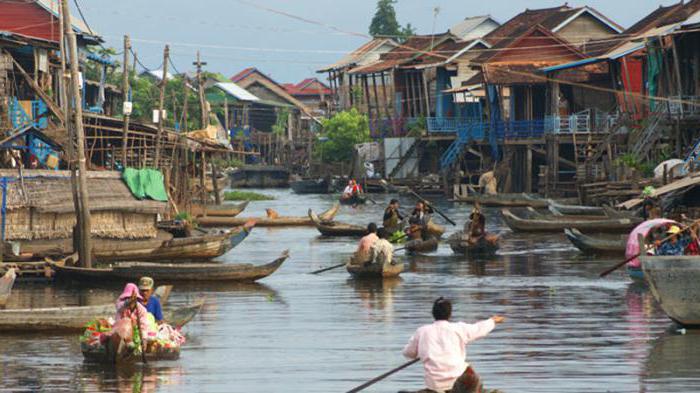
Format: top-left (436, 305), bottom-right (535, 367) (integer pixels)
top-left (343, 185), bottom-right (353, 195)
top-left (402, 319), bottom-right (495, 392)
top-left (370, 238), bottom-right (393, 265)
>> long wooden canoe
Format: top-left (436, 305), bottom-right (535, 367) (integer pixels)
top-left (564, 228), bottom-right (626, 255)
top-left (6, 227), bottom-right (251, 263)
top-left (501, 209), bottom-right (640, 233)
top-left (52, 250), bottom-right (289, 284)
top-left (346, 258), bottom-right (403, 279)
top-left (641, 255), bottom-right (700, 326)
top-left (447, 232), bottom-right (499, 256)
top-left (308, 209), bottom-right (367, 237)
top-left (198, 204), bottom-right (340, 227)
top-left (191, 201), bottom-right (249, 217)
top-left (547, 200), bottom-right (606, 216)
top-left (454, 193), bottom-right (549, 208)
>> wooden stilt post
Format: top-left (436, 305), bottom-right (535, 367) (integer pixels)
top-left (194, 51), bottom-right (208, 128)
top-left (121, 35), bottom-right (131, 166)
top-left (61, 0), bottom-right (92, 267)
top-left (154, 45), bottom-right (169, 169)
top-left (526, 147), bottom-right (533, 193)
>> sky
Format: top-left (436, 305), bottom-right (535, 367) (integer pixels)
top-left (77, 0), bottom-right (681, 84)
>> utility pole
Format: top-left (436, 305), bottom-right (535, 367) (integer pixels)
top-left (60, 0), bottom-right (92, 267)
top-left (121, 35), bottom-right (131, 166)
top-left (154, 45), bottom-right (169, 169)
top-left (194, 51), bottom-right (208, 128)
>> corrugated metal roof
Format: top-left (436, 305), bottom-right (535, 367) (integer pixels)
top-left (34, 0), bottom-right (99, 38)
top-left (214, 82), bottom-right (259, 102)
top-left (318, 38), bottom-right (397, 72)
top-left (449, 15), bottom-right (497, 40)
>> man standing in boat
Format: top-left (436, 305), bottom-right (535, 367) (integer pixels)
top-left (403, 297), bottom-right (505, 393)
top-left (138, 276), bottom-right (163, 324)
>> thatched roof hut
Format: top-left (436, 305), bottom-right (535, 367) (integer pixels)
top-left (0, 170), bottom-right (167, 240)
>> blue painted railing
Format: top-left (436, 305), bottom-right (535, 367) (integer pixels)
top-left (427, 117), bottom-right (480, 133)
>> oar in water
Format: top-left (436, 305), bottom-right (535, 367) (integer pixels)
top-left (345, 358), bottom-right (420, 393)
top-left (310, 247), bottom-right (406, 274)
top-left (599, 219), bottom-right (700, 277)
top-left (407, 189), bottom-right (456, 226)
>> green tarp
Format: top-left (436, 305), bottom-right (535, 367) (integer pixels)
top-left (122, 168), bottom-right (168, 202)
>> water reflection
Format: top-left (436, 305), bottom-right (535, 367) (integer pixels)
top-left (642, 331), bottom-right (700, 392)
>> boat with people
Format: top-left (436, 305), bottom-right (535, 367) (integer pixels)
top-left (190, 201), bottom-right (249, 217)
top-left (308, 209), bottom-right (367, 237)
top-left (339, 194), bottom-right (367, 206)
top-left (51, 250), bottom-right (290, 284)
top-left (564, 228), bottom-right (626, 255)
top-left (453, 192), bottom-right (549, 208)
top-left (198, 204), bottom-right (339, 227)
top-left (404, 237), bottom-right (439, 254)
top-left (346, 257), bottom-right (403, 278)
top-left (501, 208), bottom-right (641, 233)
top-left (447, 232), bottom-right (499, 256)
top-left (290, 178), bottom-right (332, 194)
top-left (624, 218), bottom-right (685, 282)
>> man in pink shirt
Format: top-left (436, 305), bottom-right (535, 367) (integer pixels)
top-left (352, 223), bottom-right (378, 264)
top-left (402, 297), bottom-right (505, 393)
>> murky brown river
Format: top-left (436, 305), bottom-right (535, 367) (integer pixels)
top-left (1, 190), bottom-right (698, 392)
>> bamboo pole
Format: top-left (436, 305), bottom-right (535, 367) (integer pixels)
top-left (61, 0), bottom-right (92, 267)
top-left (154, 45), bottom-right (169, 169)
top-left (121, 35), bottom-right (130, 166)
top-left (195, 51), bottom-right (208, 128)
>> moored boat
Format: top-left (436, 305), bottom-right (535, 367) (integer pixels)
top-left (52, 250), bottom-right (289, 284)
top-left (190, 201), bottom-right (249, 217)
top-left (501, 209), bottom-right (640, 233)
top-left (564, 228), bottom-right (626, 255)
top-left (454, 193), bottom-right (549, 208)
top-left (547, 200), bottom-right (606, 216)
top-left (308, 209), bottom-right (367, 237)
top-left (198, 204), bottom-right (339, 228)
top-left (290, 178), bottom-right (331, 194)
top-left (447, 232), bottom-right (499, 256)
top-left (641, 254), bottom-right (700, 326)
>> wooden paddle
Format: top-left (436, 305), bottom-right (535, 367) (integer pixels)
top-left (310, 248), bottom-right (406, 274)
top-left (408, 189), bottom-right (456, 226)
top-left (345, 358), bottom-right (420, 393)
top-left (599, 220), bottom-right (700, 278)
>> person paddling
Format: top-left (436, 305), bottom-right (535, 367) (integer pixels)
top-left (383, 199), bottom-right (404, 233)
top-left (138, 276), bottom-right (163, 324)
top-left (402, 297), bottom-right (505, 393)
top-left (466, 203), bottom-right (486, 245)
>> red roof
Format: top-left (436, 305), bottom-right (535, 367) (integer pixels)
top-left (283, 78), bottom-right (330, 96)
top-left (230, 67), bottom-right (257, 83)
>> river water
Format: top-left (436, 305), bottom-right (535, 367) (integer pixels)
top-left (1, 189), bottom-right (698, 392)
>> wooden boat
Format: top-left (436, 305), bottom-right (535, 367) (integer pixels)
top-left (454, 193), bottom-right (549, 208)
top-left (308, 209), bottom-right (367, 237)
top-left (0, 287), bottom-right (200, 333)
top-left (404, 237), bottom-right (439, 254)
top-left (198, 204), bottom-right (339, 228)
top-left (339, 194), bottom-right (367, 205)
top-left (564, 228), bottom-right (626, 255)
top-left (547, 200), bottom-right (606, 216)
top-left (426, 220), bottom-right (445, 239)
top-left (346, 258), bottom-right (403, 279)
top-left (228, 165), bottom-right (290, 188)
top-left (191, 201), bottom-right (249, 217)
top-left (290, 178), bottom-right (331, 194)
top-left (51, 250), bottom-right (289, 284)
top-left (5, 227), bottom-right (251, 264)
top-left (447, 232), bottom-right (499, 256)
top-left (501, 209), bottom-right (640, 233)
top-left (82, 340), bottom-right (181, 364)
top-left (641, 255), bottom-right (700, 326)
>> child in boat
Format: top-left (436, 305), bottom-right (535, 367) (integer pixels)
top-left (403, 297), bottom-right (504, 393)
top-left (370, 229), bottom-right (394, 267)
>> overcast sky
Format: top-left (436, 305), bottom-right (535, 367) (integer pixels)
top-left (78, 0), bottom-right (679, 83)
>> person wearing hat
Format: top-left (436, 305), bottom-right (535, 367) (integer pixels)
top-left (656, 225), bottom-right (692, 256)
top-left (138, 276), bottom-right (163, 324)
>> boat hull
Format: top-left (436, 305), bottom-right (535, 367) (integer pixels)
top-left (346, 260), bottom-right (403, 278)
top-left (454, 193), bottom-right (549, 208)
top-left (405, 237), bottom-right (439, 254)
top-left (641, 255), bottom-right (700, 326)
top-left (564, 228), bottom-right (626, 255)
top-left (447, 233), bottom-right (499, 256)
top-left (501, 209), bottom-right (639, 233)
top-left (199, 204), bottom-right (339, 228)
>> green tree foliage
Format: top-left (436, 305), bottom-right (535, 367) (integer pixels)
top-left (317, 109), bottom-right (370, 163)
top-left (369, 0), bottom-right (415, 42)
